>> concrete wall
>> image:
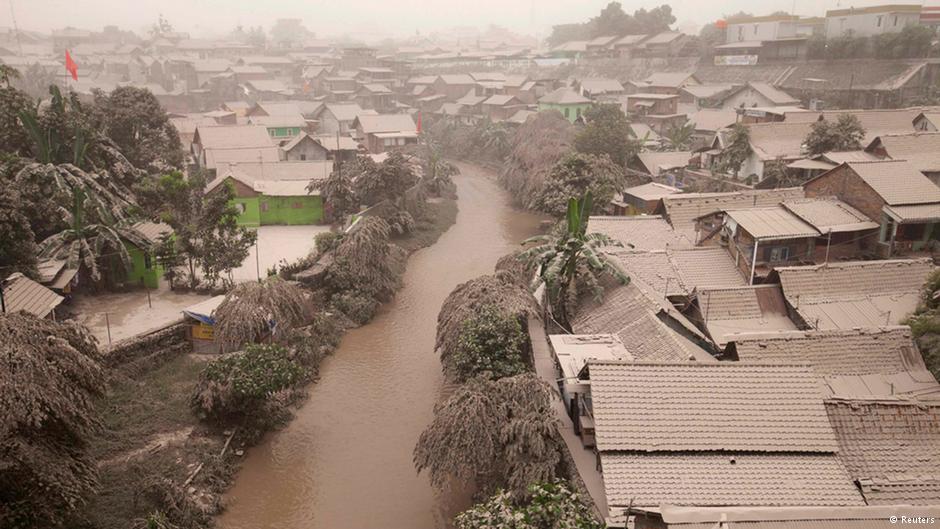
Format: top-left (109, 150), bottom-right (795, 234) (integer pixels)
top-left (538, 101), bottom-right (592, 123)
top-left (127, 245), bottom-right (163, 289)
top-left (825, 10), bottom-right (921, 38)
top-left (233, 196), bottom-right (262, 227)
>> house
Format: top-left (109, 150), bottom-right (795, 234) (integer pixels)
top-left (712, 121), bottom-right (814, 182)
top-left (825, 4), bottom-right (923, 38)
top-left (36, 260), bottom-right (79, 295)
top-left (687, 108), bottom-right (738, 148)
top-left (678, 83), bottom-right (736, 111)
top-left (615, 182), bottom-right (683, 215)
top-left (914, 111), bottom-right (940, 132)
top-left (206, 161), bottom-right (332, 226)
top-left (717, 82), bottom-right (801, 109)
top-left (582, 360), bottom-right (863, 521)
top-left (633, 151), bottom-right (693, 178)
top-left (826, 399), bottom-right (940, 504)
top-left (634, 31), bottom-right (688, 57)
top-left (242, 79), bottom-right (293, 100)
top-left (577, 77), bottom-right (625, 99)
top-left (608, 247), bottom-right (746, 298)
top-left (310, 103), bottom-right (371, 135)
top-left (623, 93), bottom-right (678, 116)
top-left (804, 160), bottom-right (940, 256)
top-left (655, 187), bottom-right (805, 239)
top-left (865, 132), bottom-right (940, 184)
top-left (546, 334), bottom-right (631, 428)
top-left (772, 258), bottom-right (934, 330)
top-left (692, 284), bottom-right (797, 349)
top-left (1, 273), bottom-right (64, 319)
top-left (589, 215), bottom-right (694, 251)
top-left (355, 83), bottom-right (395, 112)
top-left (610, 34), bottom-right (650, 57)
top-left (631, 505), bottom-right (940, 529)
top-left (280, 132), bottom-right (359, 163)
top-left (191, 125), bottom-right (277, 170)
top-left (351, 114), bottom-right (418, 153)
top-left (480, 94), bottom-right (525, 122)
top-left (584, 35), bottom-right (619, 57)
top-left (431, 74), bottom-right (478, 101)
top-left (246, 114), bottom-right (307, 142)
top-left (126, 221), bottom-right (173, 289)
top-left (725, 13), bottom-right (818, 43)
top-left (776, 62), bottom-right (932, 109)
top-left (629, 72), bottom-right (699, 95)
top-left (537, 87), bottom-right (591, 123)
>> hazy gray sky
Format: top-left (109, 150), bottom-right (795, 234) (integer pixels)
top-left (8, 0), bottom-right (937, 40)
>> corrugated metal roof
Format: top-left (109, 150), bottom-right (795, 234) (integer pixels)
top-left (2, 273), bottom-right (63, 318)
top-left (727, 206), bottom-right (819, 240)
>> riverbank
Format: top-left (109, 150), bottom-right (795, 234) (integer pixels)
top-left (216, 163), bottom-right (545, 529)
top-left (78, 197), bottom-right (459, 529)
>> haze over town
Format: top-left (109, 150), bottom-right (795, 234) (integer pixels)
top-left (3, 1), bottom-right (940, 529)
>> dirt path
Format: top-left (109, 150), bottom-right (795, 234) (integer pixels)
top-left (217, 163), bottom-right (545, 529)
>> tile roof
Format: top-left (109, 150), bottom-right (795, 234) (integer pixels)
top-left (635, 152), bottom-right (693, 175)
top-left (131, 221), bottom-right (173, 245)
top-left (846, 160), bottom-right (940, 206)
top-left (823, 370), bottom-right (940, 401)
top-left (782, 198), bottom-right (879, 233)
top-left (827, 400), bottom-right (940, 505)
top-left (588, 361), bottom-right (838, 452)
top-left (203, 146), bottom-right (281, 170)
top-left (775, 259), bottom-right (933, 331)
top-left (869, 132), bottom-right (940, 173)
top-left (733, 327), bottom-right (916, 377)
top-left (315, 103), bottom-right (367, 122)
top-left (681, 83), bottom-right (736, 100)
top-left (726, 206), bottom-right (819, 240)
top-left (194, 125), bottom-right (273, 150)
top-left (623, 182), bottom-right (682, 202)
top-left (696, 285), bottom-right (798, 348)
top-left (579, 77), bottom-right (624, 94)
top-left (748, 82), bottom-right (800, 105)
top-left (885, 203), bottom-right (940, 223)
top-left (659, 188), bottom-right (804, 232)
top-left (687, 108), bottom-right (738, 132)
top-left (608, 248), bottom-right (746, 298)
top-left (745, 121), bottom-right (814, 160)
top-left (354, 113), bottom-right (417, 134)
top-left (571, 282), bottom-right (714, 363)
top-left (641, 505), bottom-right (940, 528)
top-left (601, 452), bottom-right (863, 508)
top-left (784, 108), bottom-right (922, 142)
top-left (639, 71), bottom-right (696, 88)
top-left (589, 215), bottom-right (693, 251)
top-left (538, 87), bottom-right (591, 105)
top-left (1, 273), bottom-right (63, 318)
top-left (780, 62), bottom-right (928, 93)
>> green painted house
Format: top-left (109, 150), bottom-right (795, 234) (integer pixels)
top-left (207, 162), bottom-right (330, 227)
top-left (125, 221), bottom-right (173, 289)
top-left (247, 115), bottom-right (306, 141)
top-left (537, 87), bottom-right (592, 123)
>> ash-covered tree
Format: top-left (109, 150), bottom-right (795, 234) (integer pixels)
top-left (414, 373), bottom-right (563, 497)
top-left (89, 86), bottom-right (184, 172)
top-left (140, 171), bottom-right (255, 288)
top-left (351, 152), bottom-right (419, 206)
top-left (716, 123), bottom-right (752, 177)
top-left (326, 216), bottom-right (400, 302)
top-left (0, 185), bottom-right (39, 277)
top-left (533, 153), bottom-right (625, 217)
top-left (213, 277), bottom-right (312, 353)
top-left (521, 192), bottom-right (630, 329)
top-left (573, 104), bottom-right (639, 168)
top-left (0, 313), bottom-right (105, 528)
top-left (0, 66), bottom-right (33, 156)
top-left (663, 121), bottom-right (696, 151)
top-left (451, 304), bottom-right (529, 382)
top-left (804, 114), bottom-right (866, 156)
top-left (315, 165), bottom-right (358, 222)
top-left (501, 110), bottom-right (574, 209)
top-left (456, 481), bottom-right (603, 529)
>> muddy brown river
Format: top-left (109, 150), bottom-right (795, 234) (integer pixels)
top-left (217, 162), bottom-right (545, 529)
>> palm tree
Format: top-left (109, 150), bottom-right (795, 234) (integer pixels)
top-left (21, 162), bottom-right (144, 281)
top-left (419, 138), bottom-right (459, 196)
top-left (519, 191), bottom-right (630, 329)
top-left (663, 121), bottom-right (696, 151)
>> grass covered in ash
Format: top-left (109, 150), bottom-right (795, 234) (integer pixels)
top-left (80, 355), bottom-right (235, 529)
top-left (396, 198), bottom-right (458, 253)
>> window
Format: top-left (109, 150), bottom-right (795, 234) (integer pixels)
top-left (737, 26), bottom-right (744, 40)
top-left (292, 201), bottom-right (303, 209)
top-left (260, 201), bottom-right (269, 212)
top-left (144, 253), bottom-right (152, 270)
top-left (768, 246), bottom-right (790, 262)
top-left (300, 154), bottom-right (307, 161)
top-left (576, 107), bottom-right (582, 118)
top-left (893, 15), bottom-right (898, 26)
top-left (564, 107), bottom-right (570, 118)
top-left (753, 24), bottom-right (758, 35)
top-left (876, 15), bottom-right (883, 27)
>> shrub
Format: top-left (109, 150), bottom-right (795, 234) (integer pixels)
top-left (332, 291), bottom-right (380, 325)
top-left (190, 344), bottom-right (307, 425)
top-left (315, 231), bottom-right (342, 255)
top-left (456, 481), bottom-right (602, 529)
top-left (452, 304), bottom-right (529, 382)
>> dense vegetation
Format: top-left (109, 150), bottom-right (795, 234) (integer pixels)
top-left (907, 270), bottom-right (940, 379)
top-left (803, 114), bottom-right (867, 156)
top-left (547, 2), bottom-right (676, 47)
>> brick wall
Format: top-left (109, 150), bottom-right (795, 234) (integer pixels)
top-left (804, 165), bottom-right (885, 223)
top-left (105, 321), bottom-right (191, 376)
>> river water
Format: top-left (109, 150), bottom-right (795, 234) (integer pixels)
top-left (217, 162), bottom-right (545, 529)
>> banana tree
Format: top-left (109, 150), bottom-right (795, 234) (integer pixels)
top-left (519, 191), bottom-right (630, 329)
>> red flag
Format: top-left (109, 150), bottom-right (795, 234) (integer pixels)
top-left (416, 111), bottom-right (422, 134)
top-left (65, 50), bottom-right (78, 81)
